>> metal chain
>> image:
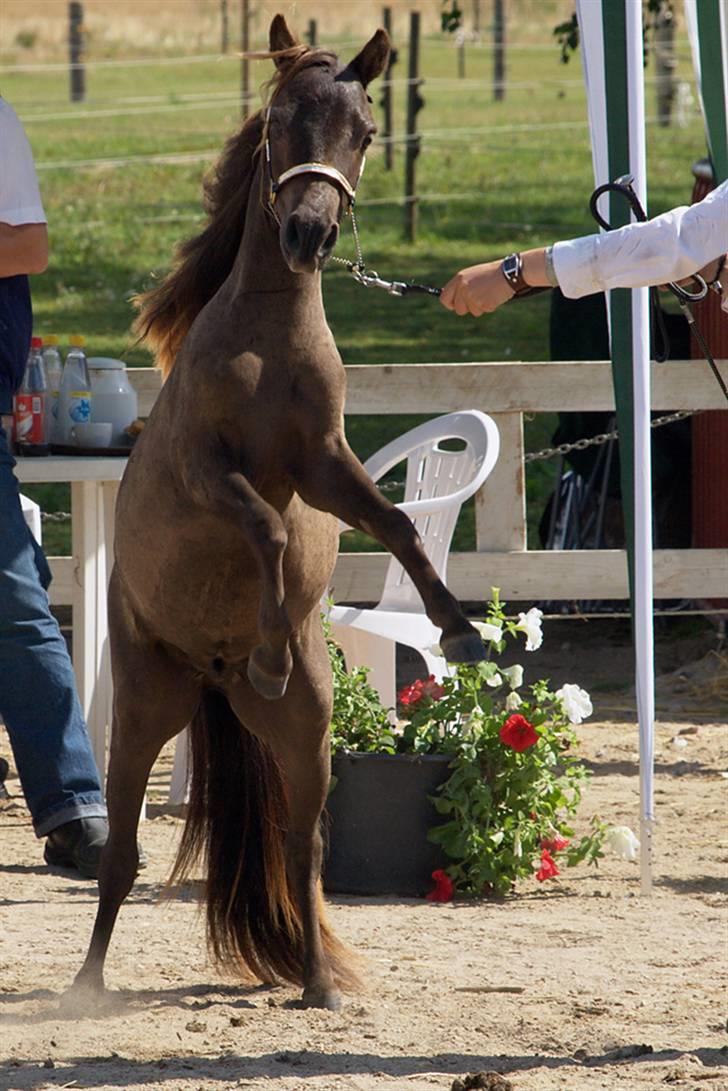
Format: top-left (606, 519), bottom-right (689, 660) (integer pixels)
top-left (330, 206), bottom-right (365, 274)
top-left (523, 408), bottom-right (698, 464)
top-left (41, 511), bottom-right (72, 523)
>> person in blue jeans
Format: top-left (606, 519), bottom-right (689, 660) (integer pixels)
top-left (0, 94), bottom-right (110, 878)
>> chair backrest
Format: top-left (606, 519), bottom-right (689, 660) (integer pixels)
top-left (363, 411), bottom-right (499, 612)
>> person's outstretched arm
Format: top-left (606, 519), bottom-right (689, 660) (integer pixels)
top-left (441, 178), bottom-right (728, 316)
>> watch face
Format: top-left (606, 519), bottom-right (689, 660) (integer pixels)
top-left (502, 254), bottom-right (519, 281)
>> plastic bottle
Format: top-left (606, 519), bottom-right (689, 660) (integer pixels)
top-left (41, 334), bottom-right (63, 444)
top-left (14, 337), bottom-right (49, 456)
top-left (54, 334), bottom-right (92, 445)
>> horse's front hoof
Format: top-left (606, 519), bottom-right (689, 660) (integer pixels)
top-left (441, 628), bottom-right (487, 664)
top-left (247, 646), bottom-right (291, 701)
top-left (300, 985), bottom-right (342, 1011)
top-left (61, 972), bottom-right (105, 1015)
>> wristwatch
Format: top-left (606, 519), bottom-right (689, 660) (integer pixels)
top-left (500, 252), bottom-right (529, 295)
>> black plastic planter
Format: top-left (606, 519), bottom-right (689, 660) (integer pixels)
top-left (323, 750), bottom-right (452, 897)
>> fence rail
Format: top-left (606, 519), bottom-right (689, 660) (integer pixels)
top-left (46, 359), bottom-right (728, 604)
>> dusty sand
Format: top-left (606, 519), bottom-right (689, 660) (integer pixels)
top-left (1, 705), bottom-right (727, 1091)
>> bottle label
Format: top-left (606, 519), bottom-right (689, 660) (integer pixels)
top-left (15, 394), bottom-right (44, 444)
top-left (67, 391), bottom-right (92, 423)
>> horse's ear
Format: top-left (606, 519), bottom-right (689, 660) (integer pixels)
top-left (348, 28), bottom-right (390, 87)
top-left (269, 14), bottom-right (298, 63)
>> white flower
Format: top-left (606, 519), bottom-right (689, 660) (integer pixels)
top-left (501, 664), bottom-right (523, 690)
top-left (606, 825), bottom-right (640, 862)
top-left (556, 683), bottom-right (593, 725)
top-left (516, 607), bottom-right (543, 651)
top-left (486, 671), bottom-right (502, 688)
top-left (505, 690), bottom-right (521, 712)
top-left (428, 642), bottom-right (443, 657)
top-left (473, 621), bottom-right (503, 644)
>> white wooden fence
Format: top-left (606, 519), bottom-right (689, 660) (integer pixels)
top-left (48, 359), bottom-right (728, 604)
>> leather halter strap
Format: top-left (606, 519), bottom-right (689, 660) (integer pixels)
top-left (263, 105), bottom-right (364, 211)
top-left (271, 161), bottom-right (360, 205)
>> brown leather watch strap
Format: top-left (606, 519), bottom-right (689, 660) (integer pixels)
top-left (500, 252), bottom-right (530, 296)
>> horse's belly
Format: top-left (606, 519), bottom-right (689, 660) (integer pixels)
top-left (114, 489), bottom-right (338, 665)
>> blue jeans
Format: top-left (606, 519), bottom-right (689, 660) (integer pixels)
top-left (0, 427), bottom-right (106, 836)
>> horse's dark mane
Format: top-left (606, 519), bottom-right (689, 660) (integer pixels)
top-left (132, 46), bottom-right (339, 378)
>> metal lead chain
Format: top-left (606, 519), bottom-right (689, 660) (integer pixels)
top-left (331, 207), bottom-right (442, 297)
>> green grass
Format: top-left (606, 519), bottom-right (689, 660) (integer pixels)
top-left (6, 25), bottom-right (708, 554)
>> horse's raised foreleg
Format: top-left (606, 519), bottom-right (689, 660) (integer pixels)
top-left (227, 613), bottom-right (357, 1009)
top-left (71, 573), bottom-right (200, 1000)
top-left (294, 437), bottom-right (485, 663)
top-left (186, 465), bottom-right (293, 699)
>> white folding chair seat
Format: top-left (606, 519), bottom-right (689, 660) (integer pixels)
top-left (326, 410), bottom-right (500, 714)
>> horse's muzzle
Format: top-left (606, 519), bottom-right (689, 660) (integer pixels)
top-left (281, 212), bottom-right (339, 273)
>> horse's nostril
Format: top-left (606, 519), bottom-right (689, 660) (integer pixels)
top-left (320, 224), bottom-right (339, 256)
top-left (285, 215), bottom-right (301, 253)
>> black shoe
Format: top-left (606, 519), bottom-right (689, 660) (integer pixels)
top-left (44, 817), bottom-right (148, 879)
top-left (44, 817), bottom-right (109, 878)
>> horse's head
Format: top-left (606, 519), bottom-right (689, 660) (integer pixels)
top-left (265, 15), bottom-right (390, 274)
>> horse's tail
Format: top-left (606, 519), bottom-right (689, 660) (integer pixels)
top-left (131, 112), bottom-right (265, 380)
top-left (168, 689), bottom-right (358, 990)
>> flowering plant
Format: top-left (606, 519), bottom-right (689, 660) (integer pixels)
top-left (328, 591), bottom-right (607, 897)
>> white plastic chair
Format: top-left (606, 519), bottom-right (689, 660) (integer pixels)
top-left (20, 494), bottom-right (42, 544)
top-left (325, 410), bottom-right (500, 714)
top-left (168, 411), bottom-right (499, 804)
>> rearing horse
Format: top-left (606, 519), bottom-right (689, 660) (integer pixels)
top-left (73, 15), bottom-right (486, 1011)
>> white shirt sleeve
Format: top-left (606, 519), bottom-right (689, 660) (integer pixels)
top-left (0, 98), bottom-right (47, 226)
top-left (552, 179), bottom-right (728, 299)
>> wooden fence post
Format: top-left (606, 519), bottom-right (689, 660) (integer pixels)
top-left (493, 0), bottom-right (505, 101)
top-left (69, 1), bottom-right (85, 103)
top-left (458, 34), bottom-right (466, 78)
top-left (655, 6), bottom-right (676, 127)
top-left (475, 412), bottom-right (526, 552)
top-left (221, 0), bottom-right (229, 53)
top-left (240, 0), bottom-right (251, 119)
top-left (307, 19), bottom-right (318, 47)
top-left (404, 11), bottom-right (423, 243)
top-left (381, 7), bottom-right (397, 171)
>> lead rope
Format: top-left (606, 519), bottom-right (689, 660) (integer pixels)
top-left (330, 206), bottom-right (442, 297)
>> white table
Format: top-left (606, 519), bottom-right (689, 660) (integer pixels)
top-left (15, 456), bottom-right (127, 777)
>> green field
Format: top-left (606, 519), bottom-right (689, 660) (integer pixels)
top-left (3, 15), bottom-right (708, 555)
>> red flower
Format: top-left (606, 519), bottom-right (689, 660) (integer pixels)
top-left (426, 869), bottom-right (454, 902)
top-left (535, 848), bottom-right (560, 882)
top-left (398, 675), bottom-right (445, 707)
top-left (540, 834), bottom-right (570, 854)
top-left (499, 714), bottom-right (539, 752)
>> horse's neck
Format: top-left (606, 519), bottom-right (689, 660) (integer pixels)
top-left (229, 171), bottom-right (324, 314)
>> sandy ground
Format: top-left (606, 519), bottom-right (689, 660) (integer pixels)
top-left (1, 714), bottom-right (726, 1091)
top-left (1, 624), bottom-right (727, 1091)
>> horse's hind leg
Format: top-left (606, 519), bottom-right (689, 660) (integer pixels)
top-left (72, 573), bottom-right (199, 997)
top-left (228, 612), bottom-right (351, 1009)
top-left (186, 464), bottom-right (293, 700)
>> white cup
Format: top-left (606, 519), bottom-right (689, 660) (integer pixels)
top-left (71, 422), bottom-right (113, 448)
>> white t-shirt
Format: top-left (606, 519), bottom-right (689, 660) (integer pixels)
top-left (553, 178), bottom-right (728, 298)
top-left (0, 97), bottom-right (47, 227)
